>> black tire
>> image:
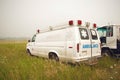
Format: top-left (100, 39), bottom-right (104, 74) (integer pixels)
top-left (27, 49), bottom-right (32, 56)
top-left (49, 53), bottom-right (59, 61)
top-left (102, 49), bottom-right (111, 56)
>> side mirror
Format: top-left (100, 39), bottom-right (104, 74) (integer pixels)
top-left (28, 40), bottom-right (31, 42)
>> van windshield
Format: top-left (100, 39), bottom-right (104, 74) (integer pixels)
top-left (32, 34), bottom-right (36, 42)
top-left (79, 28), bottom-right (89, 39)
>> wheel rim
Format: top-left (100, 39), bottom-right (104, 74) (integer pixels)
top-left (50, 54), bottom-right (59, 61)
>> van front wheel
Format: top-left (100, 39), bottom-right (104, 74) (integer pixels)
top-left (49, 53), bottom-right (59, 61)
top-left (27, 49), bottom-right (33, 56)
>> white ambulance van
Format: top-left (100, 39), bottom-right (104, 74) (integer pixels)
top-left (26, 20), bottom-right (101, 64)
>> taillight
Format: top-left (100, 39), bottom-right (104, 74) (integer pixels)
top-left (77, 43), bottom-right (79, 53)
top-left (37, 29), bottom-right (40, 33)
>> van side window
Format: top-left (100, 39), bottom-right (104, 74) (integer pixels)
top-left (107, 26), bottom-right (113, 37)
top-left (32, 35), bottom-right (36, 42)
top-left (90, 29), bottom-right (98, 40)
top-left (79, 28), bottom-right (89, 39)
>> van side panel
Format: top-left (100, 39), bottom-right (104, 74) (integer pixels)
top-left (35, 29), bottom-right (66, 60)
top-left (66, 27), bottom-right (77, 61)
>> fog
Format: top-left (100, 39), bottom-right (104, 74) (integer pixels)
top-left (0, 0), bottom-right (120, 38)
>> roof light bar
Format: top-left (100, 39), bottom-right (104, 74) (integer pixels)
top-left (77, 20), bottom-right (82, 25)
top-left (69, 20), bottom-right (73, 25)
top-left (93, 23), bottom-right (97, 28)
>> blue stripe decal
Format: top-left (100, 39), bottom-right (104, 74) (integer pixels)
top-left (83, 44), bottom-right (98, 48)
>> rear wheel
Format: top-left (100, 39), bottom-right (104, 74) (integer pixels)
top-left (49, 53), bottom-right (59, 61)
top-left (102, 49), bottom-right (111, 56)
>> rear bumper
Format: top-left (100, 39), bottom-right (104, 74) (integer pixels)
top-left (71, 55), bottom-right (102, 65)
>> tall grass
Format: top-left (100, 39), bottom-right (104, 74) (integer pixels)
top-left (0, 41), bottom-right (120, 80)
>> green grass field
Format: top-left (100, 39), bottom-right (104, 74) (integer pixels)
top-left (0, 40), bottom-right (120, 80)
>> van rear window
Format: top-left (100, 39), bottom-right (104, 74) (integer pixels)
top-left (79, 28), bottom-right (89, 40)
top-left (90, 29), bottom-right (98, 40)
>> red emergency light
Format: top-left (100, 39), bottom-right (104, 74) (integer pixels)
top-left (77, 20), bottom-right (82, 25)
top-left (93, 23), bottom-right (97, 28)
top-left (69, 20), bottom-right (73, 25)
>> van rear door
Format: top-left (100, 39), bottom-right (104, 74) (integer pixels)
top-left (90, 29), bottom-right (101, 57)
top-left (79, 28), bottom-right (91, 58)
top-left (79, 28), bottom-right (101, 59)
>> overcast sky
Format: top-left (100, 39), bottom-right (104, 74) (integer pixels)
top-left (0, 0), bottom-right (120, 38)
